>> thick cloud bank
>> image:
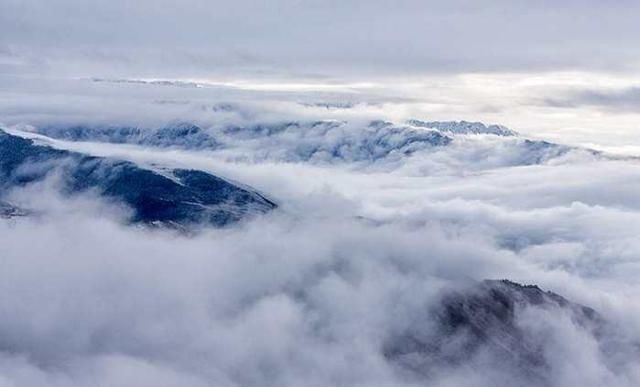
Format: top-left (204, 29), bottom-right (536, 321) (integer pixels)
top-left (1, 103), bottom-right (640, 387)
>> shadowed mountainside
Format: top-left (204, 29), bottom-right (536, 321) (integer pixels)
top-left (0, 130), bottom-right (276, 228)
top-left (384, 280), bottom-right (621, 385)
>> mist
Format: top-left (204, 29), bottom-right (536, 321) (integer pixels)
top-left (1, 118), bottom-right (640, 386)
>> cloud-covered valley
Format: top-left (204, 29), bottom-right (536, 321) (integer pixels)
top-left (1, 99), bottom-right (640, 386)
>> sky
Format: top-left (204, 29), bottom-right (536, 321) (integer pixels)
top-left (1, 0), bottom-right (640, 151)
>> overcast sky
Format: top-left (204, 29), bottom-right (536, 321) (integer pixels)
top-left (2, 0), bottom-right (640, 78)
top-left (1, 0), bottom-right (640, 150)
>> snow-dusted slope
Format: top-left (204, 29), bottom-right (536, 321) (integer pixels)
top-left (37, 122), bottom-right (220, 149)
top-left (407, 119), bottom-right (517, 136)
top-left (0, 130), bottom-right (275, 228)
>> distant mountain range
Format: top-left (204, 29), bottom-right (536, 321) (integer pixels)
top-left (33, 119), bottom-right (576, 165)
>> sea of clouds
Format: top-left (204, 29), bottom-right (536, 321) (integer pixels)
top-left (1, 81), bottom-right (639, 387)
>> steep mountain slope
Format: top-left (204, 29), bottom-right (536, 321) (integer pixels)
top-left (384, 280), bottom-right (620, 385)
top-left (0, 130), bottom-right (276, 228)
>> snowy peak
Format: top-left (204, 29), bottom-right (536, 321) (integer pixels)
top-left (407, 119), bottom-right (517, 136)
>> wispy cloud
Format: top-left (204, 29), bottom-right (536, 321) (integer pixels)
top-left (543, 86), bottom-right (640, 112)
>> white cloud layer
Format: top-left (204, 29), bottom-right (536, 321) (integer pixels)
top-left (1, 116), bottom-right (639, 386)
top-left (2, 74), bottom-right (640, 154)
